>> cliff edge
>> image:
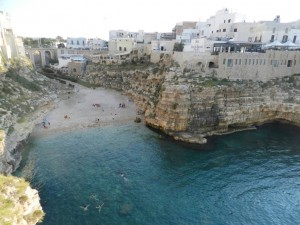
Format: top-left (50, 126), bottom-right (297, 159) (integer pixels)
top-left (0, 130), bottom-right (44, 225)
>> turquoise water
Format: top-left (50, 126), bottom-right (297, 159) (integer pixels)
top-left (15, 122), bottom-right (300, 225)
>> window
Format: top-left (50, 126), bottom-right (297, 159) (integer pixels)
top-left (287, 60), bottom-right (292, 67)
top-left (270, 35), bottom-right (275, 42)
top-left (77, 40), bottom-right (79, 45)
top-left (71, 40), bottom-right (73, 45)
top-left (119, 47), bottom-right (122, 51)
top-left (234, 28), bottom-right (238, 32)
top-left (124, 47), bottom-right (127, 51)
top-left (228, 19), bottom-right (231, 23)
top-left (272, 60), bottom-right (278, 67)
top-left (256, 59), bottom-right (258, 65)
top-left (245, 59), bottom-right (248, 65)
top-left (252, 59), bottom-right (255, 65)
top-left (239, 59), bottom-right (241, 65)
top-left (224, 20), bottom-right (226, 23)
top-left (293, 35), bottom-right (297, 43)
top-left (235, 59), bottom-right (238, 65)
top-left (248, 59), bottom-right (251, 65)
top-left (73, 68), bottom-right (76, 72)
top-left (227, 59), bottom-right (233, 67)
top-left (223, 29), bottom-right (226, 32)
top-left (260, 59), bottom-right (262, 65)
top-left (282, 35), bottom-right (288, 43)
top-left (223, 59), bottom-right (226, 65)
top-left (285, 28), bottom-right (289, 33)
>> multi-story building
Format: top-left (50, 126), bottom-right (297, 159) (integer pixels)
top-left (108, 38), bottom-right (136, 55)
top-left (87, 38), bottom-right (107, 50)
top-left (197, 8), bottom-right (246, 39)
top-left (0, 11), bottom-right (24, 61)
top-left (67, 37), bottom-right (87, 49)
top-left (109, 30), bottom-right (144, 43)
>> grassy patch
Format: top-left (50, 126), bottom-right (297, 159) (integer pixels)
top-left (201, 78), bottom-right (231, 87)
top-left (17, 117), bottom-right (26, 124)
top-left (6, 69), bottom-right (41, 92)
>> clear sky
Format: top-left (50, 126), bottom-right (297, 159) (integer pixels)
top-left (1, 0), bottom-right (300, 40)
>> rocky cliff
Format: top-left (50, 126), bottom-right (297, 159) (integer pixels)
top-left (146, 70), bottom-right (300, 143)
top-left (84, 56), bottom-right (300, 144)
top-left (0, 58), bottom-right (74, 174)
top-left (0, 130), bottom-right (44, 225)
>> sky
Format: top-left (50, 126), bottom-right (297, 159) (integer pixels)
top-left (1, 0), bottom-right (300, 40)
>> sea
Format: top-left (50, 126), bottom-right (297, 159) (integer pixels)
top-left (14, 122), bottom-right (300, 225)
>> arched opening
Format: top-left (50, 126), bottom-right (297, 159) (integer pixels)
top-left (208, 61), bottom-right (217, 68)
top-left (33, 50), bottom-right (42, 68)
top-left (45, 51), bottom-right (51, 65)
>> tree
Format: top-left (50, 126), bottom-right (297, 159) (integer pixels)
top-left (173, 42), bottom-right (184, 52)
top-left (57, 43), bottom-right (65, 48)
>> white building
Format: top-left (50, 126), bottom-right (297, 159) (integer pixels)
top-left (176, 29), bottom-right (199, 44)
top-left (109, 30), bottom-right (145, 43)
top-left (0, 11), bottom-right (24, 60)
top-left (67, 37), bottom-right (87, 49)
top-left (87, 38), bottom-right (107, 50)
top-left (197, 8), bottom-right (246, 39)
top-left (151, 39), bottom-right (176, 52)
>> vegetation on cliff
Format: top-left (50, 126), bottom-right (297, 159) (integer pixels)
top-left (0, 58), bottom-right (73, 135)
top-left (0, 175), bottom-right (44, 225)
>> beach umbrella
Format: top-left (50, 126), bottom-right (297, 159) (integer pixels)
top-left (264, 40), bottom-right (284, 49)
top-left (281, 40), bottom-right (297, 47)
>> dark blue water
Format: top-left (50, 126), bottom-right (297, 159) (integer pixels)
top-left (15, 122), bottom-right (300, 225)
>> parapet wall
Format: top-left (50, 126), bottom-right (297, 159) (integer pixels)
top-left (151, 51), bottom-right (216, 68)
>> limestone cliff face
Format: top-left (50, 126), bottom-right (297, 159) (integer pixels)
top-left (145, 70), bottom-right (300, 143)
top-left (85, 63), bottom-right (166, 112)
top-left (0, 131), bottom-right (44, 225)
top-left (85, 62), bottom-right (300, 144)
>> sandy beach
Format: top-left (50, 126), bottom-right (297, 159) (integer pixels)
top-left (32, 84), bottom-right (138, 137)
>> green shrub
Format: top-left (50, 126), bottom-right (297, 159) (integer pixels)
top-left (6, 69), bottom-right (41, 92)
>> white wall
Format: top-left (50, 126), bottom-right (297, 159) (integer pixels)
top-left (67, 37), bottom-right (87, 49)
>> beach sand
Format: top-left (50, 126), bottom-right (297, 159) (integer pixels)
top-left (32, 84), bottom-right (139, 137)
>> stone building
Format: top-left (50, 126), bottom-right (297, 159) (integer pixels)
top-left (68, 61), bottom-right (86, 76)
top-left (217, 50), bottom-right (300, 81)
top-left (108, 38), bottom-right (136, 55)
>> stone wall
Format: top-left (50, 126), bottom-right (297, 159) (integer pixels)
top-left (217, 50), bottom-right (300, 81)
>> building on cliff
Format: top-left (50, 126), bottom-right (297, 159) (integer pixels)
top-left (0, 11), bottom-right (25, 62)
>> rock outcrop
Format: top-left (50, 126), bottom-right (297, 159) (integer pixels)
top-left (0, 130), bottom-right (44, 225)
